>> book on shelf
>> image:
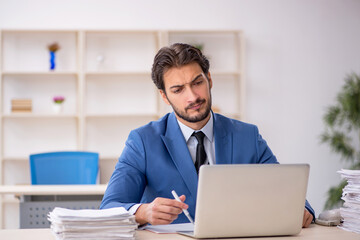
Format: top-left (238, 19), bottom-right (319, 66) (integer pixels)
top-left (11, 99), bottom-right (32, 113)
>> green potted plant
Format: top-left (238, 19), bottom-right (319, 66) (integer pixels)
top-left (320, 73), bottom-right (360, 209)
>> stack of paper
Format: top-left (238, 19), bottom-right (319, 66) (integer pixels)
top-left (338, 169), bottom-right (360, 234)
top-left (48, 207), bottom-right (137, 240)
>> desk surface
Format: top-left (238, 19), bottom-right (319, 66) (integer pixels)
top-left (0, 184), bottom-right (107, 195)
top-left (0, 225), bottom-right (359, 240)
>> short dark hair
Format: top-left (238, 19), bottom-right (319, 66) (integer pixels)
top-left (151, 43), bottom-right (210, 91)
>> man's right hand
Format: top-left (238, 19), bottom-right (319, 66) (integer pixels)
top-left (135, 195), bottom-right (188, 225)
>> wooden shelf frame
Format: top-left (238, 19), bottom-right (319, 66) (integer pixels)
top-left (0, 29), bottom-right (245, 179)
top-left (0, 29), bottom-right (245, 229)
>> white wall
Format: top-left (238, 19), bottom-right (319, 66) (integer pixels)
top-left (1, 0), bottom-right (360, 217)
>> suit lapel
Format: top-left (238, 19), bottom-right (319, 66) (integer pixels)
top-left (214, 114), bottom-right (233, 164)
top-left (161, 113), bottom-right (198, 198)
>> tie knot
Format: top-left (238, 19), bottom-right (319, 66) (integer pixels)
top-left (192, 131), bottom-right (206, 144)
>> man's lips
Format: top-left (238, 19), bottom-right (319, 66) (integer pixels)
top-left (186, 99), bottom-right (205, 111)
top-left (190, 103), bottom-right (202, 110)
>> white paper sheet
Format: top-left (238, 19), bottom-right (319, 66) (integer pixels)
top-left (141, 223), bottom-right (194, 234)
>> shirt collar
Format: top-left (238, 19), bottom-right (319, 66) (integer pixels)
top-left (177, 112), bottom-right (214, 143)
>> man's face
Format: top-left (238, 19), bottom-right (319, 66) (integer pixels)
top-left (160, 62), bottom-right (212, 126)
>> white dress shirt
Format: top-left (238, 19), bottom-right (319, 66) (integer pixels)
top-left (177, 112), bottom-right (215, 165)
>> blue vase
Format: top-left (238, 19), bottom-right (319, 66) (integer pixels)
top-left (50, 51), bottom-right (56, 70)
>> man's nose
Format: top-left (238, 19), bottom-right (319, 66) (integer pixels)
top-left (185, 87), bottom-right (198, 102)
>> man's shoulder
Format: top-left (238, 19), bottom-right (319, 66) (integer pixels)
top-left (214, 113), bottom-right (258, 131)
top-left (133, 113), bottom-right (171, 136)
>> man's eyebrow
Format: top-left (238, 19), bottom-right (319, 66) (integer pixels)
top-left (169, 74), bottom-right (203, 89)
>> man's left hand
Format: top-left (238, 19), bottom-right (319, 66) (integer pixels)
top-left (302, 209), bottom-right (313, 228)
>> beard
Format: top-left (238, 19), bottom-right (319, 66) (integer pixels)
top-left (168, 94), bottom-right (212, 123)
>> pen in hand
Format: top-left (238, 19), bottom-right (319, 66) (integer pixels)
top-left (171, 190), bottom-right (194, 224)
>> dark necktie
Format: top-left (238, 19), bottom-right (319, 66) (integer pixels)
top-left (192, 131), bottom-right (207, 174)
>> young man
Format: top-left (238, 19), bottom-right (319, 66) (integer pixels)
top-left (100, 43), bottom-right (315, 227)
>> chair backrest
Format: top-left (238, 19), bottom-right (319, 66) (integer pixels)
top-left (29, 151), bottom-right (99, 185)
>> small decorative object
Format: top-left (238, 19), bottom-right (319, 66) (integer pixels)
top-left (53, 96), bottom-right (65, 114)
top-left (48, 42), bottom-right (61, 71)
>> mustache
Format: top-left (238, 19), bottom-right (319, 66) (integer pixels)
top-left (185, 99), bottom-right (206, 110)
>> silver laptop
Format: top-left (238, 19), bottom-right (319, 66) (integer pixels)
top-left (178, 164), bottom-right (310, 238)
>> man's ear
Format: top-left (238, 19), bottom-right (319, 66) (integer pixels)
top-left (160, 90), bottom-right (170, 105)
top-left (207, 72), bottom-right (213, 89)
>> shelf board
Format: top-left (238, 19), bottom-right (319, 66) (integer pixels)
top-left (2, 29), bottom-right (78, 33)
top-left (2, 114), bottom-right (79, 119)
top-left (214, 112), bottom-right (242, 119)
top-left (2, 157), bottom-right (28, 162)
top-left (1, 199), bottom-right (19, 204)
top-left (85, 71), bottom-right (151, 76)
top-left (85, 30), bottom-right (158, 34)
top-left (85, 71), bottom-right (239, 76)
top-left (2, 71), bottom-right (78, 76)
top-left (99, 156), bottom-right (118, 161)
top-left (85, 113), bottom-right (158, 118)
top-left (168, 29), bottom-right (243, 34)
top-left (211, 71), bottom-right (241, 76)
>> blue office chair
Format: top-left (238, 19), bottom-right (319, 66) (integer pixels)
top-left (29, 151), bottom-right (99, 185)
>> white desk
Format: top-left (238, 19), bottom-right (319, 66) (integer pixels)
top-left (0, 185), bottom-right (107, 196)
top-left (0, 185), bottom-right (107, 229)
top-left (0, 225), bottom-right (359, 240)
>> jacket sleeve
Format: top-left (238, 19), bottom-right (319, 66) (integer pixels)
top-left (255, 126), bottom-right (279, 164)
top-left (305, 199), bottom-right (316, 221)
top-left (100, 130), bottom-right (146, 210)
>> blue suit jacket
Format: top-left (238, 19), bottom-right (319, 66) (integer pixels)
top-left (100, 112), bottom-right (315, 223)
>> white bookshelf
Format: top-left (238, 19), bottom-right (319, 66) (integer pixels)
top-left (0, 29), bottom-right (245, 228)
